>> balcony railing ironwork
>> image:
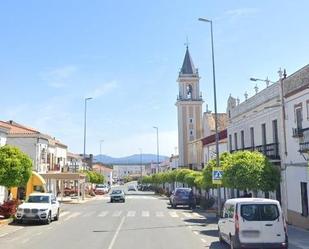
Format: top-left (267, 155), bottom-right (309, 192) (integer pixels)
top-left (230, 142), bottom-right (280, 160)
top-left (292, 127), bottom-right (303, 138)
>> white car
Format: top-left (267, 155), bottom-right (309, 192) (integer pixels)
top-left (16, 193), bottom-right (60, 224)
top-left (218, 198), bottom-right (288, 249)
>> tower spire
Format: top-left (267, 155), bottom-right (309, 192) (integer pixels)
top-left (180, 45), bottom-right (196, 75)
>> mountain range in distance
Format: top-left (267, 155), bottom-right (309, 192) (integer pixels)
top-left (94, 154), bottom-right (169, 165)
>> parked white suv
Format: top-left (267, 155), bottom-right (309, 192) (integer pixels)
top-left (218, 198), bottom-right (288, 249)
top-left (16, 193), bottom-right (60, 224)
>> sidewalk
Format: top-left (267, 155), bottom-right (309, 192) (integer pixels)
top-left (288, 225), bottom-right (309, 249)
top-left (57, 194), bottom-right (107, 204)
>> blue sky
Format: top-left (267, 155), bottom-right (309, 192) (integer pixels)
top-left (0, 1), bottom-right (308, 157)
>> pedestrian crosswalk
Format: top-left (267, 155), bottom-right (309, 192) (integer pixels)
top-left (59, 210), bottom-right (204, 220)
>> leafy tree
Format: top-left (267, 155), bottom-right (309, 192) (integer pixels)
top-left (0, 145), bottom-right (32, 188)
top-left (184, 171), bottom-right (202, 187)
top-left (82, 170), bottom-right (104, 184)
top-left (222, 151), bottom-right (280, 192)
top-left (175, 169), bottom-right (192, 183)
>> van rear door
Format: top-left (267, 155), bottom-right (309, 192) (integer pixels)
top-left (239, 203), bottom-right (285, 244)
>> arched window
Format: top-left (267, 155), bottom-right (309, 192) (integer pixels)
top-left (186, 84), bottom-right (192, 99)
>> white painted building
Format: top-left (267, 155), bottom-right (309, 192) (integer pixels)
top-left (67, 152), bottom-right (83, 172)
top-left (170, 155), bottom-right (179, 170)
top-left (0, 124), bottom-right (9, 204)
top-left (113, 164), bottom-right (146, 179)
top-left (227, 78), bottom-right (282, 201)
top-left (282, 64), bottom-right (309, 229)
top-left (0, 120), bottom-right (49, 173)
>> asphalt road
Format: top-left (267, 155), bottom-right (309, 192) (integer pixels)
top-left (0, 183), bottom-right (306, 249)
top-left (0, 184), bottom-right (224, 249)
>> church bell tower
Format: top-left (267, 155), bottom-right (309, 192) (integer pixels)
top-left (176, 46), bottom-right (203, 167)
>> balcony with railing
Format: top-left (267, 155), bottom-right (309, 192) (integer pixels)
top-left (230, 142), bottom-right (280, 160)
top-left (292, 127), bottom-right (303, 138)
top-left (299, 127), bottom-right (309, 153)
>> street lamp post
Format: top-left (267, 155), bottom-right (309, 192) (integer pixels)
top-left (198, 17), bottom-right (221, 216)
top-left (83, 97), bottom-right (93, 160)
top-left (250, 72), bottom-right (288, 219)
top-left (153, 126), bottom-right (159, 173)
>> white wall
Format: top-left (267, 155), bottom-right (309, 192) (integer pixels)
top-left (284, 88), bottom-right (309, 214)
top-left (0, 131), bottom-right (7, 147)
top-left (203, 141), bottom-right (228, 164)
top-left (6, 136), bottom-right (49, 172)
top-left (55, 146), bottom-right (67, 170)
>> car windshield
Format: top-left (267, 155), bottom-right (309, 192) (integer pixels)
top-left (96, 185), bottom-right (105, 188)
top-left (240, 204), bottom-right (279, 221)
top-left (112, 190), bottom-right (122, 195)
top-left (176, 189), bottom-right (190, 196)
top-left (27, 196), bottom-right (50, 203)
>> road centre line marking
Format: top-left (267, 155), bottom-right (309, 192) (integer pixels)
top-left (201, 238), bottom-right (207, 243)
top-left (107, 216), bottom-right (126, 249)
top-left (98, 211), bottom-right (108, 217)
top-left (64, 212), bottom-right (81, 221)
top-left (142, 211), bottom-right (149, 217)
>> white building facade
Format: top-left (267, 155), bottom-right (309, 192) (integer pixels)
top-left (227, 80), bottom-right (282, 201)
top-left (113, 165), bottom-right (146, 179)
top-left (282, 64), bottom-right (309, 229)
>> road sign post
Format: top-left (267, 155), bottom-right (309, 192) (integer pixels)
top-left (212, 167), bottom-right (223, 185)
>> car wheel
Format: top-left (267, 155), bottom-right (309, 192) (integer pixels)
top-left (123, 199), bottom-right (125, 203)
top-left (45, 212), bottom-right (51, 225)
top-left (54, 209), bottom-right (60, 221)
top-left (111, 199), bottom-right (113, 203)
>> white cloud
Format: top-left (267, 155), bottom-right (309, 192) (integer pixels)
top-left (40, 65), bottom-right (77, 88)
top-left (87, 81), bottom-right (118, 98)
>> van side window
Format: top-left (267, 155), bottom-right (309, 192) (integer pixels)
top-left (226, 205), bottom-right (235, 218)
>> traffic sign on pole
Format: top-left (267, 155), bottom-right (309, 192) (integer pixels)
top-left (212, 167), bottom-right (223, 185)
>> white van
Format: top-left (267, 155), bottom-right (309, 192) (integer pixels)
top-left (218, 198), bottom-right (288, 249)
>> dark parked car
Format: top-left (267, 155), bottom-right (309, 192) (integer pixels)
top-left (169, 188), bottom-right (196, 209)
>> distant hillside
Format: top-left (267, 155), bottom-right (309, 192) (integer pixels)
top-left (94, 154), bottom-right (169, 165)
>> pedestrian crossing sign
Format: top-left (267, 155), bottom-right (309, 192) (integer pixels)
top-left (212, 167), bottom-right (223, 185)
